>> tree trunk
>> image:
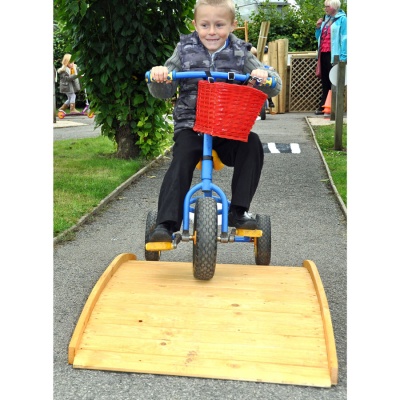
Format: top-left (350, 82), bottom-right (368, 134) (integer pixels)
top-left (115, 125), bottom-right (140, 159)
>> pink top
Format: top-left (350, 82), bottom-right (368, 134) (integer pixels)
top-left (320, 24), bottom-right (331, 52)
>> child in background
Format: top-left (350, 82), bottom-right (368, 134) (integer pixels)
top-left (57, 54), bottom-right (81, 114)
top-left (146, 0), bottom-right (282, 242)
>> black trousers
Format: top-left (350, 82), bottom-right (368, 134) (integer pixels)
top-left (156, 128), bottom-right (264, 231)
top-left (318, 51), bottom-right (333, 111)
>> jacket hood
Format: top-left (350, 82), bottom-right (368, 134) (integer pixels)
top-left (332, 9), bottom-right (346, 20)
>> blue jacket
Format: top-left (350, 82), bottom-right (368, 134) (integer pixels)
top-left (315, 9), bottom-right (347, 63)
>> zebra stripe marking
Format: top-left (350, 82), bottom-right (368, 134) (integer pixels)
top-left (262, 143), bottom-right (301, 153)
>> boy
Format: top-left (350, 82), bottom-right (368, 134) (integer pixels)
top-left (147, 0), bottom-right (282, 242)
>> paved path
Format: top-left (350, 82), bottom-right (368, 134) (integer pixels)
top-left (53, 114), bottom-right (101, 141)
top-left (54, 112), bottom-right (347, 399)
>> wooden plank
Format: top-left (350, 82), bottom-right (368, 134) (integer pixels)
top-left (68, 253), bottom-right (136, 364)
top-left (83, 323), bottom-right (326, 351)
top-left (303, 260), bottom-right (338, 384)
top-left (103, 271), bottom-right (318, 299)
top-left (73, 349), bottom-right (332, 387)
top-left (118, 261), bottom-right (313, 287)
top-left (88, 307), bottom-right (324, 337)
top-left (69, 255), bottom-right (338, 387)
top-left (234, 20), bottom-right (248, 42)
top-left (268, 40), bottom-right (279, 113)
top-left (256, 21), bottom-right (270, 62)
top-left (95, 291), bottom-right (320, 315)
top-left (277, 39), bottom-right (289, 113)
top-left (108, 275), bottom-right (316, 293)
top-left (98, 291), bottom-right (319, 314)
top-left (334, 61), bottom-right (346, 149)
top-left (78, 335), bottom-right (328, 368)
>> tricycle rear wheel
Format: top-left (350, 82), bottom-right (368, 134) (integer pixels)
top-left (254, 214), bottom-right (271, 265)
top-left (145, 210), bottom-right (161, 261)
top-left (192, 197), bottom-right (218, 280)
top-left (260, 102), bottom-right (266, 120)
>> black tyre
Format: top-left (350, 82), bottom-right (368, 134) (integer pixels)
top-left (254, 214), bottom-right (271, 265)
top-left (192, 197), bottom-right (218, 280)
top-left (145, 210), bottom-right (161, 261)
top-left (260, 102), bottom-right (266, 120)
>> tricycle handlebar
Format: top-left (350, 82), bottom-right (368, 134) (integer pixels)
top-left (145, 70), bottom-right (276, 88)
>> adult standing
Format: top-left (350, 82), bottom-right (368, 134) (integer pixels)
top-left (315, 0), bottom-right (347, 115)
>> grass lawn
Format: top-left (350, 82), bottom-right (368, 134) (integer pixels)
top-left (53, 135), bottom-right (145, 237)
top-left (312, 123), bottom-right (347, 205)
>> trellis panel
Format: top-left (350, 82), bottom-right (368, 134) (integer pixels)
top-left (289, 54), bottom-right (321, 112)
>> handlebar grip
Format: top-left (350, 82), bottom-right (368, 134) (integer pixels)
top-left (145, 71), bottom-right (150, 82)
top-left (145, 70), bottom-right (175, 83)
top-left (261, 76), bottom-right (276, 88)
top-left (167, 71), bottom-right (174, 81)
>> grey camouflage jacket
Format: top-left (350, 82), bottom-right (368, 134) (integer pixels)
top-left (148, 32), bottom-right (282, 133)
top-left (57, 65), bottom-right (81, 94)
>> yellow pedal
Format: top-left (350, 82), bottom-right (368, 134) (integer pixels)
top-left (145, 242), bottom-right (174, 251)
top-left (235, 228), bottom-right (262, 237)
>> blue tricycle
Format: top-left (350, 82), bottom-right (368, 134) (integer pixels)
top-left (144, 70), bottom-right (277, 280)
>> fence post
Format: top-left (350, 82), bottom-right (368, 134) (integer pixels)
top-left (334, 60), bottom-right (346, 150)
top-left (53, 66), bottom-right (57, 123)
top-left (256, 21), bottom-right (270, 62)
top-left (330, 56), bottom-right (339, 121)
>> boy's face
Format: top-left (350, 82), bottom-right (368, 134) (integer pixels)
top-left (193, 5), bottom-right (237, 54)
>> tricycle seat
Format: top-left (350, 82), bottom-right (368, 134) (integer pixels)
top-left (196, 149), bottom-right (224, 171)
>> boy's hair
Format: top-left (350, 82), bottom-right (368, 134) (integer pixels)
top-left (194, 0), bottom-right (236, 22)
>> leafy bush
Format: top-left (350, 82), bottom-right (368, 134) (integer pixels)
top-left (55, 0), bottom-right (195, 159)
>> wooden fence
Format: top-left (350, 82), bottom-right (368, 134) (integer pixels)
top-left (263, 45), bottom-right (346, 113)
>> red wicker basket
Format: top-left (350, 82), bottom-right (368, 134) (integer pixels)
top-left (193, 80), bottom-right (268, 142)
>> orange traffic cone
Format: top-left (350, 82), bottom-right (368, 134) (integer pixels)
top-left (322, 90), bottom-right (332, 119)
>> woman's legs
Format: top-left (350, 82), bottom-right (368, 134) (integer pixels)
top-left (317, 52), bottom-right (332, 112)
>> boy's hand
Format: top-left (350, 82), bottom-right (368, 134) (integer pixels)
top-left (250, 69), bottom-right (270, 84)
top-left (150, 66), bottom-right (171, 83)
